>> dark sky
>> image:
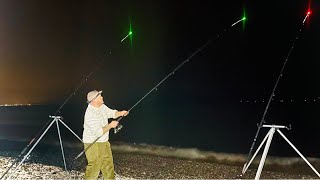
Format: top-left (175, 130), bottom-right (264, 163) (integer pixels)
top-left (0, 0), bottom-right (319, 106)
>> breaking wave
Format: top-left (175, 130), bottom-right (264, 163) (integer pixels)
top-left (38, 140), bottom-right (320, 168)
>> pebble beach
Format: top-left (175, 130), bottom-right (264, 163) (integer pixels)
top-left (1, 142), bottom-right (320, 179)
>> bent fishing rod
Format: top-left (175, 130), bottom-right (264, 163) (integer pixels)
top-left (74, 16), bottom-right (246, 160)
top-left (241, 10), bottom-right (312, 176)
top-left (0, 32), bottom-right (133, 180)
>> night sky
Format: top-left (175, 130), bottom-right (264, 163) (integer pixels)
top-left (0, 0), bottom-right (318, 105)
top-left (1, 0), bottom-right (320, 155)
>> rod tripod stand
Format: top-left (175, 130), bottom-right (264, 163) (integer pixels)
top-left (3, 116), bottom-right (83, 180)
top-left (242, 124), bottom-right (320, 180)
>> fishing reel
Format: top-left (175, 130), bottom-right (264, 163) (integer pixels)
top-left (114, 124), bottom-right (123, 134)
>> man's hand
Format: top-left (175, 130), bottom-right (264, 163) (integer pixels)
top-left (116, 110), bottom-right (129, 118)
top-left (121, 110), bottom-right (129, 116)
top-left (109, 121), bottom-right (119, 128)
top-left (103, 120), bottom-right (119, 133)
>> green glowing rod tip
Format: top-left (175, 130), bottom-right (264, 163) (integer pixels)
top-left (242, 16), bottom-right (246, 20)
top-left (129, 31), bottom-right (133, 35)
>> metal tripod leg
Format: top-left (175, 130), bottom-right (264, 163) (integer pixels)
top-left (277, 129), bottom-right (320, 177)
top-left (56, 118), bottom-right (67, 171)
top-left (6, 119), bottom-right (56, 179)
top-left (58, 118), bottom-right (83, 143)
top-left (5, 116), bottom-right (76, 179)
top-left (242, 128), bottom-right (272, 174)
top-left (255, 127), bottom-right (276, 180)
top-left (243, 125), bottom-right (320, 180)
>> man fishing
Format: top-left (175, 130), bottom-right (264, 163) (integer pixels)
top-left (82, 90), bottom-right (128, 179)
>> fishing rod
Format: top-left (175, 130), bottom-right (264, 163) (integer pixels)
top-left (74, 16), bottom-right (247, 160)
top-left (241, 10), bottom-right (312, 176)
top-left (0, 32), bottom-right (133, 180)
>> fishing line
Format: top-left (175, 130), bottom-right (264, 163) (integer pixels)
top-left (74, 16), bottom-right (247, 160)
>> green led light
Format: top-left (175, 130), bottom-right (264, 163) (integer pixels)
top-left (129, 18), bottom-right (133, 48)
top-left (242, 8), bottom-right (246, 31)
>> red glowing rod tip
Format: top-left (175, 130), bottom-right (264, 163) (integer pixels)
top-left (307, 11), bottom-right (312, 15)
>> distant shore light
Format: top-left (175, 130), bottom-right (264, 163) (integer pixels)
top-left (0, 104), bottom-right (34, 107)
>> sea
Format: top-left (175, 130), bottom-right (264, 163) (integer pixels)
top-left (1, 100), bottom-right (320, 158)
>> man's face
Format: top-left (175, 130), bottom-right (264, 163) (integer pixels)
top-left (96, 94), bottom-right (104, 105)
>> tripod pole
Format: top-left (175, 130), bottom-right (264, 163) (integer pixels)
top-left (57, 118), bottom-right (83, 143)
top-left (55, 117), bottom-right (67, 172)
top-left (75, 16), bottom-right (246, 159)
top-left (5, 119), bottom-right (57, 179)
top-left (242, 11), bottom-right (312, 175)
top-left (277, 129), bottom-right (320, 177)
top-left (242, 125), bottom-right (320, 179)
